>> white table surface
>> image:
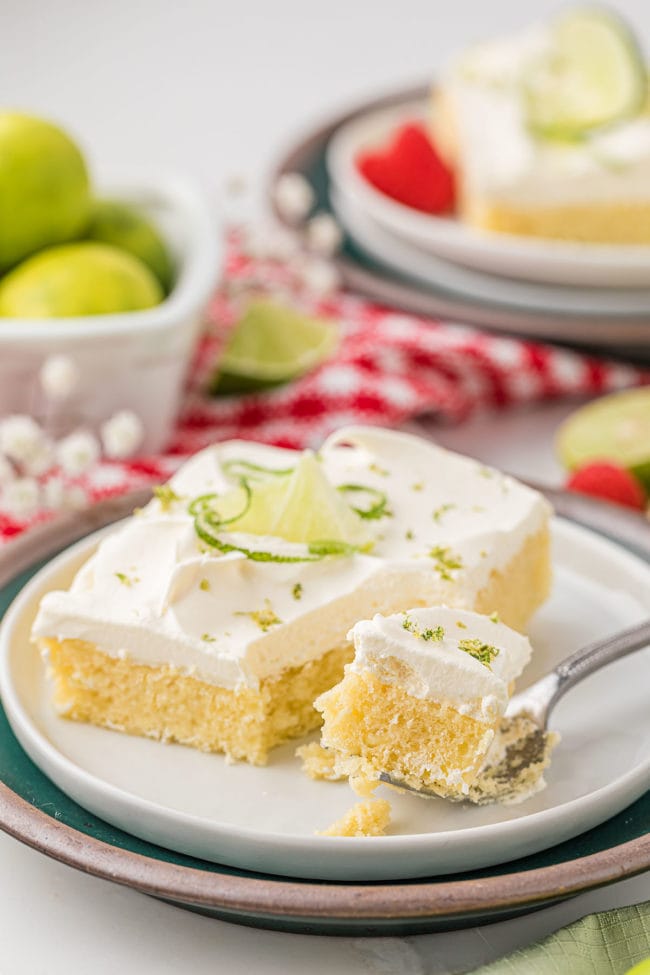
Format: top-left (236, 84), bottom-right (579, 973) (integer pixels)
top-left (0, 1), bottom-right (649, 971)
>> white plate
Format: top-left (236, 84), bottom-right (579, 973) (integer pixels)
top-left (333, 187), bottom-right (650, 318)
top-left (1, 520), bottom-right (649, 882)
top-left (327, 101), bottom-right (650, 289)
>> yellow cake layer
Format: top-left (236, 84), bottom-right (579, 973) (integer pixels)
top-left (472, 526), bottom-right (550, 632)
top-left (466, 201), bottom-right (650, 244)
top-left (40, 637), bottom-right (353, 765)
top-left (318, 669), bottom-right (497, 799)
top-left (431, 89), bottom-right (650, 244)
top-left (39, 525), bottom-right (550, 764)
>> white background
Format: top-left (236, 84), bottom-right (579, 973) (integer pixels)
top-left (0, 1), bottom-right (649, 971)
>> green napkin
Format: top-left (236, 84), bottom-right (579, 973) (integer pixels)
top-left (471, 900), bottom-right (650, 974)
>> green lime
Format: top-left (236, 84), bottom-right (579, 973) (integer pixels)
top-left (216, 452), bottom-right (371, 547)
top-left (624, 960), bottom-right (650, 975)
top-left (524, 8), bottom-right (646, 139)
top-left (556, 387), bottom-right (650, 489)
top-left (0, 113), bottom-right (90, 271)
top-left (87, 199), bottom-right (174, 293)
top-left (212, 298), bottom-right (339, 394)
top-left (0, 241), bottom-right (163, 318)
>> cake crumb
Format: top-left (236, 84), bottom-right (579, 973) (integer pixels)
top-left (296, 742), bottom-right (345, 781)
top-left (317, 799), bottom-right (391, 837)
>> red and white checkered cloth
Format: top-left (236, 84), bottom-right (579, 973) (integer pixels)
top-left (0, 235), bottom-right (647, 542)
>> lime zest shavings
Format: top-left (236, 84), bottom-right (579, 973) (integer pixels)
top-left (153, 484), bottom-right (183, 512)
top-left (235, 599), bottom-right (283, 632)
top-left (458, 638), bottom-right (500, 668)
top-left (402, 614), bottom-right (445, 642)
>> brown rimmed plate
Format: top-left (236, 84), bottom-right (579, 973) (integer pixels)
top-left (0, 490), bottom-right (647, 934)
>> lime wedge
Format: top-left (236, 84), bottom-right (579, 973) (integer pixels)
top-left (217, 451), bottom-right (372, 546)
top-left (212, 299), bottom-right (339, 394)
top-left (524, 8), bottom-right (646, 139)
top-left (556, 387), bottom-right (650, 489)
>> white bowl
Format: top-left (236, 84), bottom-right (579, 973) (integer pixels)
top-left (0, 173), bottom-right (220, 453)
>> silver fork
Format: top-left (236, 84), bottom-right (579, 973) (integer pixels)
top-left (379, 618), bottom-right (650, 802)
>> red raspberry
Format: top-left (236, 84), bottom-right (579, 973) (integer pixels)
top-left (566, 461), bottom-right (646, 510)
top-left (356, 122), bottom-right (455, 214)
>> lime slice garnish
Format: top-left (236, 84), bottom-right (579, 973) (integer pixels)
top-left (224, 452), bottom-right (372, 546)
top-left (524, 8), bottom-right (646, 139)
top-left (191, 451), bottom-right (373, 551)
top-left (212, 299), bottom-right (339, 394)
top-left (556, 387), bottom-right (650, 490)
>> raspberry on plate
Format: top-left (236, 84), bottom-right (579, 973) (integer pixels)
top-left (356, 122), bottom-right (455, 214)
top-left (566, 461), bottom-right (647, 510)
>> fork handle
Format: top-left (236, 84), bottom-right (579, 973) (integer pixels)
top-left (549, 618), bottom-right (650, 715)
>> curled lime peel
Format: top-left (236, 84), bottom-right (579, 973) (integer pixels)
top-left (221, 458), bottom-right (295, 481)
top-left (336, 483), bottom-right (390, 520)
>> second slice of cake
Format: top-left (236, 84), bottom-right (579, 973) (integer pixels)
top-left (315, 606), bottom-right (533, 800)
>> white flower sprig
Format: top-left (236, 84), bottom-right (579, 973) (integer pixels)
top-left (39, 355), bottom-right (80, 400)
top-left (0, 353), bottom-right (145, 520)
top-left (56, 430), bottom-right (101, 477)
top-left (101, 411), bottom-right (144, 459)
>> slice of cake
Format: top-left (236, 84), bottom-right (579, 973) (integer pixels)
top-left (432, 9), bottom-right (650, 243)
top-left (315, 606), bottom-right (533, 800)
top-left (32, 426), bottom-right (551, 765)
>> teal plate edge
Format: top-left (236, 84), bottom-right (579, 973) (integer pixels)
top-left (0, 498), bottom-right (648, 936)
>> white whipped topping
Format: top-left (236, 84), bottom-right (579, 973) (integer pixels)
top-left (444, 26), bottom-right (650, 206)
top-left (32, 426), bottom-right (549, 690)
top-left (347, 606), bottom-right (532, 722)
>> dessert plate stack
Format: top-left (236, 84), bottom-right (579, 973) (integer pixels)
top-left (274, 86), bottom-right (650, 356)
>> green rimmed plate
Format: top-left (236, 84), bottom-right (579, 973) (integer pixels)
top-left (0, 491), bottom-right (648, 935)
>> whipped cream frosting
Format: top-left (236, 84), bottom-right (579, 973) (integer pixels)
top-left (32, 426), bottom-right (549, 690)
top-left (443, 25), bottom-right (650, 206)
top-left (347, 606), bottom-right (532, 722)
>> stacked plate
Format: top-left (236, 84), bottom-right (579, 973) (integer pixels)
top-left (275, 87), bottom-right (650, 355)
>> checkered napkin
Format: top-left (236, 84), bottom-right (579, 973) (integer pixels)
top-left (0, 235), bottom-right (647, 542)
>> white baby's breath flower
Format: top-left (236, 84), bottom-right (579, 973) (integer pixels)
top-left (56, 430), bottom-right (100, 477)
top-left (2, 477), bottom-right (40, 518)
top-left (273, 173), bottom-right (314, 224)
top-left (22, 438), bottom-right (55, 477)
top-left (0, 415), bottom-right (46, 466)
top-left (0, 454), bottom-right (16, 485)
top-left (306, 214), bottom-right (342, 257)
top-left (39, 355), bottom-right (80, 400)
top-left (100, 410), bottom-right (144, 459)
top-left (43, 475), bottom-right (87, 511)
top-left (42, 477), bottom-right (65, 511)
top-left (299, 257), bottom-right (340, 298)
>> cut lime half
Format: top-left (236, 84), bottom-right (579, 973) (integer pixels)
top-left (524, 8), bottom-right (646, 139)
top-left (556, 387), bottom-right (650, 490)
top-left (212, 299), bottom-right (339, 394)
